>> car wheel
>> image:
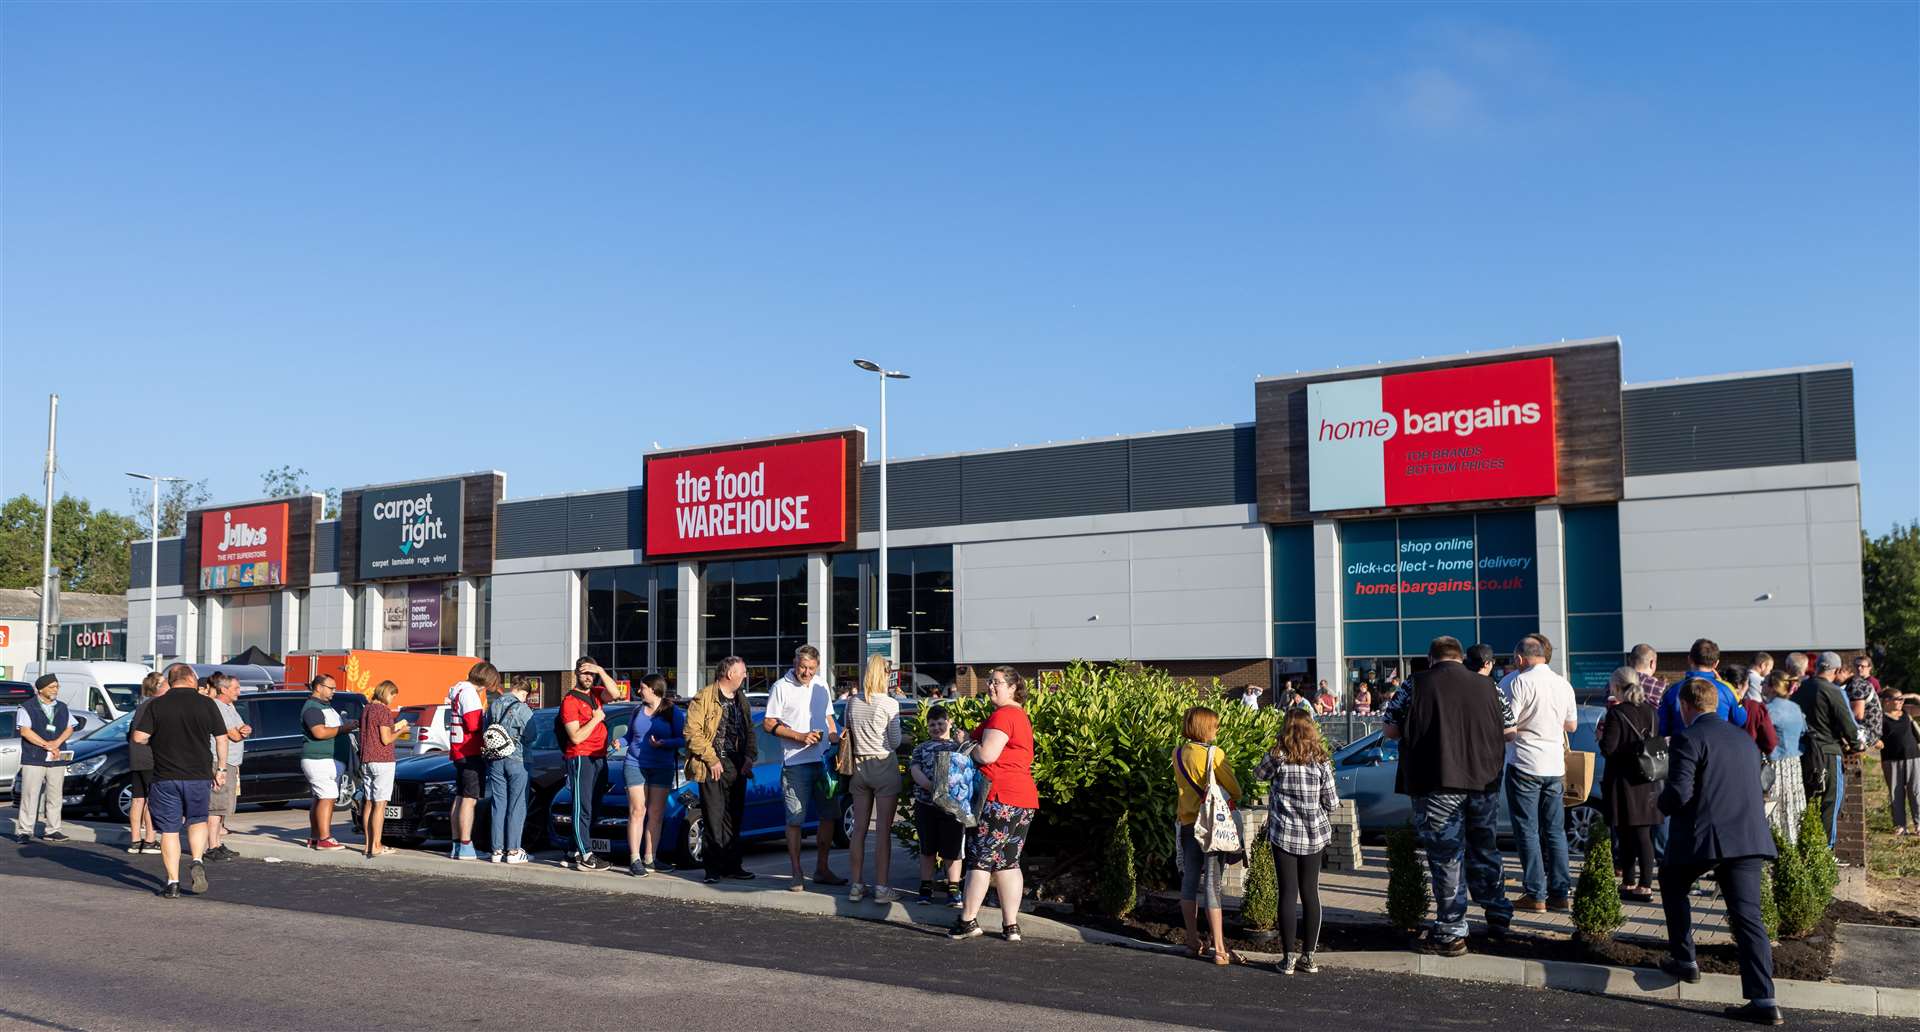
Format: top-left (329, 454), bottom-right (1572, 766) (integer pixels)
top-left (113, 779), bottom-right (135, 822)
top-left (1565, 803), bottom-right (1602, 853)
top-left (835, 803), bottom-right (854, 847)
top-left (676, 813), bottom-right (705, 867)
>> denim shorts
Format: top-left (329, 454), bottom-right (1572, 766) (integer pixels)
top-left (625, 763), bottom-right (675, 789)
top-left (781, 762), bottom-right (833, 827)
top-left (149, 778), bottom-right (210, 834)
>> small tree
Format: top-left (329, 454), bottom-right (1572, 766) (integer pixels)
top-left (1773, 825), bottom-right (1823, 937)
top-left (1094, 814), bottom-right (1138, 918)
top-left (1797, 802), bottom-right (1840, 901)
top-left (1572, 823), bottom-right (1624, 941)
top-left (1759, 863), bottom-right (1780, 942)
top-left (1385, 824), bottom-right (1429, 931)
top-left (1242, 841), bottom-right (1278, 931)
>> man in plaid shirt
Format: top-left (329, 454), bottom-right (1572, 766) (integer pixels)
top-left (1630, 643), bottom-right (1666, 711)
top-left (1384, 637), bottom-right (1517, 956)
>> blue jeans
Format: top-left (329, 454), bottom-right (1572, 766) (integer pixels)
top-left (486, 759), bottom-right (528, 854)
top-left (1818, 752), bottom-right (1846, 846)
top-left (1505, 768), bottom-right (1571, 902)
top-left (1412, 790), bottom-right (1513, 940)
top-left (566, 756), bottom-right (606, 857)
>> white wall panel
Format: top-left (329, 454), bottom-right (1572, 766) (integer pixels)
top-left (489, 570), bottom-right (577, 672)
top-left (955, 523), bottom-right (1268, 663)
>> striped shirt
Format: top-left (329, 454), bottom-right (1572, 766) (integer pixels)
top-left (1255, 750), bottom-right (1338, 855)
top-left (843, 693), bottom-right (902, 760)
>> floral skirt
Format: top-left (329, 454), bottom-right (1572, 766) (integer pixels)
top-left (1766, 755), bottom-right (1804, 847)
top-left (965, 800), bottom-right (1036, 873)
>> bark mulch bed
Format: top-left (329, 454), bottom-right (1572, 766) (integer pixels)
top-left (1035, 894), bottom-right (1851, 983)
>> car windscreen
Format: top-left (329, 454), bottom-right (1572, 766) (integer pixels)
top-left (80, 710), bottom-right (135, 741)
top-left (0, 711), bottom-right (15, 738)
top-left (105, 683), bottom-right (141, 711)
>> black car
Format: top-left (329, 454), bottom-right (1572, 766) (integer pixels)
top-left (60, 689), bottom-right (366, 820)
top-left (357, 702), bottom-right (640, 851)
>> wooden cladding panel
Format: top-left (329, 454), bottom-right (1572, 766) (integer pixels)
top-left (1255, 341), bottom-right (1624, 523)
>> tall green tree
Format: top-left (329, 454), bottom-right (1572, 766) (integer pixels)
top-left (1863, 521), bottom-right (1919, 691)
top-left (0, 494), bottom-right (142, 595)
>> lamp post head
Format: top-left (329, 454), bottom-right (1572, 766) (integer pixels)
top-left (853, 359), bottom-right (882, 373)
top-left (884, 371), bottom-right (911, 380)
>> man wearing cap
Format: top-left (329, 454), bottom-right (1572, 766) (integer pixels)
top-left (13, 675), bottom-right (74, 843)
top-left (1794, 651), bottom-right (1862, 848)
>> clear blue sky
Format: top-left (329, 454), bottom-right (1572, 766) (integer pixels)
top-left (3, 2), bottom-right (1915, 533)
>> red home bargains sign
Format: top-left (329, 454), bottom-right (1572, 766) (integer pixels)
top-left (198, 501), bottom-right (290, 590)
top-left (645, 436), bottom-right (853, 558)
top-left (1306, 356), bottom-right (1558, 510)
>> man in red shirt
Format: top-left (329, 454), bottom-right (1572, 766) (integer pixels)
top-left (445, 662), bottom-right (499, 861)
top-left (561, 658), bottom-right (613, 871)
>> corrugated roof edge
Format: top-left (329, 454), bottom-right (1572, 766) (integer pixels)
top-left (1252, 335), bottom-right (1621, 384)
top-left (1622, 362), bottom-right (1853, 391)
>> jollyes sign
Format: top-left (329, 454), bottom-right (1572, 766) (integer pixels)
top-left (644, 436), bottom-right (850, 558)
top-left (1306, 356), bottom-right (1558, 511)
top-left (198, 502), bottom-right (290, 591)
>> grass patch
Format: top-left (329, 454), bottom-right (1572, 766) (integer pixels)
top-left (1860, 757), bottom-right (1920, 879)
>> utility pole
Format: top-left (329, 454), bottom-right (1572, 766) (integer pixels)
top-left (37, 394), bottom-right (58, 666)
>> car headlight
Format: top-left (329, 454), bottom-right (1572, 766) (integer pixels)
top-left (68, 755), bottom-right (108, 777)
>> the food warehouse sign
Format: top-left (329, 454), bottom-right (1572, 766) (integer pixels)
top-left (644, 433), bottom-right (858, 558)
top-left (1306, 356), bottom-right (1558, 511)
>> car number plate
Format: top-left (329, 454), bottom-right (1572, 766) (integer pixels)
top-left (589, 838), bottom-right (611, 853)
top-left (384, 806), bottom-right (402, 820)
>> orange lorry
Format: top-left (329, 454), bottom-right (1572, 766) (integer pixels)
top-left (284, 650), bottom-right (481, 707)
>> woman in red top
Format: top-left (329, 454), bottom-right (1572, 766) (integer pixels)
top-left (950, 666), bottom-right (1039, 944)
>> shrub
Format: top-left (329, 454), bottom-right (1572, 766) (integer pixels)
top-left (1760, 862), bottom-right (1780, 942)
top-left (1242, 840), bottom-right (1278, 931)
top-left (1572, 823), bottom-right (1624, 940)
top-left (1797, 800), bottom-right (1840, 901)
top-left (1093, 814), bottom-right (1138, 918)
top-left (1772, 825), bottom-right (1823, 938)
top-left (926, 660), bottom-right (1284, 887)
top-left (1385, 824), bottom-right (1429, 931)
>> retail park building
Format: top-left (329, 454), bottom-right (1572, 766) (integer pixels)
top-left (125, 337), bottom-right (1865, 702)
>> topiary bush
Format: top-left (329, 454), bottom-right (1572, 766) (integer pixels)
top-left (922, 660), bottom-right (1285, 887)
top-left (1242, 840), bottom-right (1278, 931)
top-left (1772, 825), bottom-right (1823, 937)
top-left (1760, 862), bottom-right (1780, 942)
top-left (1572, 822), bottom-right (1624, 940)
top-left (1093, 813), bottom-right (1138, 918)
top-left (1797, 800), bottom-right (1840, 902)
top-left (1385, 824), bottom-right (1429, 931)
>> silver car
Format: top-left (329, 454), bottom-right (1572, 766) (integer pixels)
top-left (0, 710), bottom-right (18, 797)
top-left (1330, 704), bottom-right (1608, 852)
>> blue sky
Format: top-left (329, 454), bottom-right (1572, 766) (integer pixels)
top-left (3, 2), bottom-right (1915, 533)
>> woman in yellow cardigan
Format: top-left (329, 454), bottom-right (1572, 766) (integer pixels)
top-left (1173, 706), bottom-right (1242, 965)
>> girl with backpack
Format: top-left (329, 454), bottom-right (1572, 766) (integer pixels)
top-left (621, 674), bottom-right (684, 876)
top-left (484, 677), bottom-right (536, 864)
top-left (1173, 705), bottom-right (1242, 966)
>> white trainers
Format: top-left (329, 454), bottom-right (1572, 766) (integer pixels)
top-left (504, 850), bottom-right (529, 865)
top-left (848, 884), bottom-right (866, 902)
top-left (489, 851), bottom-right (504, 863)
top-left (873, 886), bottom-right (898, 904)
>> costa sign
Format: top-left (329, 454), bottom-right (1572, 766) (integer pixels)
top-left (1307, 356), bottom-right (1558, 511)
top-left (645, 436), bottom-right (852, 558)
top-left (198, 502), bottom-right (289, 590)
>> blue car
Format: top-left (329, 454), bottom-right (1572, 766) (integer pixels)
top-left (549, 707), bottom-right (848, 866)
top-left (1330, 703), bottom-right (1610, 852)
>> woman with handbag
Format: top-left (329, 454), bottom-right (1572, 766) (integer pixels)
top-left (1173, 705), bottom-right (1243, 966)
top-left (1597, 667), bottom-right (1661, 901)
top-left (1254, 709), bottom-right (1336, 975)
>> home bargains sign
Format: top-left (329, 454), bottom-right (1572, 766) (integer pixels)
top-left (1306, 356), bottom-right (1558, 511)
top-left (198, 502), bottom-right (289, 591)
top-left (645, 436), bottom-right (853, 558)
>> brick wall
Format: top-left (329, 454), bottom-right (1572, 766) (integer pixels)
top-left (1838, 753), bottom-right (1867, 867)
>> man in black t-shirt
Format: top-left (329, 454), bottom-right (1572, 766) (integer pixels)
top-left (132, 664), bottom-right (251, 898)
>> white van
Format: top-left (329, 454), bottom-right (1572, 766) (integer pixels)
top-left (20, 661), bottom-right (154, 737)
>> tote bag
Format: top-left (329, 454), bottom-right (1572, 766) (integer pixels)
top-left (1563, 729), bottom-right (1597, 807)
top-left (1176, 745), bottom-right (1243, 859)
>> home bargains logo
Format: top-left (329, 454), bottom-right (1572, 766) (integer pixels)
top-left (1306, 356), bottom-right (1557, 510)
top-left (198, 502), bottom-right (289, 591)
top-left (645, 436), bottom-right (849, 558)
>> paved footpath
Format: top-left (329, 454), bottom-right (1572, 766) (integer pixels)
top-left (1, 834), bottom-right (1905, 1032)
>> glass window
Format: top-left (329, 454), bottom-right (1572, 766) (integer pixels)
top-left (220, 594), bottom-right (273, 661)
top-left (241, 697), bottom-right (305, 739)
top-left (582, 563), bottom-right (681, 694)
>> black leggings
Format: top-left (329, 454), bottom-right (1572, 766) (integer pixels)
top-left (1616, 825), bottom-right (1656, 887)
top-left (1272, 844), bottom-right (1324, 956)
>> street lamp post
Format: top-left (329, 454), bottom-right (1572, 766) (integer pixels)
top-left (127, 472), bottom-right (184, 668)
top-left (853, 360), bottom-right (910, 658)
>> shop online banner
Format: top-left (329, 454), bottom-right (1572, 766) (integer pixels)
top-left (359, 479), bottom-right (463, 580)
top-left (198, 502), bottom-right (289, 591)
top-left (644, 437), bottom-right (848, 557)
top-left (1306, 356), bottom-right (1558, 511)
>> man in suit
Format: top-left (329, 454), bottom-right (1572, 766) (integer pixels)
top-left (1659, 677), bottom-right (1781, 1026)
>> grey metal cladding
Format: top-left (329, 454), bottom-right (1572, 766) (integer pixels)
top-left (1127, 426), bottom-right (1254, 511)
top-left (859, 457), bottom-right (962, 533)
top-left (1800, 368), bottom-right (1856, 464)
top-left (1624, 369), bottom-right (1854, 475)
top-left (314, 521), bottom-right (338, 573)
top-left (130, 538), bottom-right (184, 589)
top-left (961, 440), bottom-right (1130, 523)
top-left (495, 496), bottom-right (569, 559)
top-left (567, 488), bottom-right (644, 553)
